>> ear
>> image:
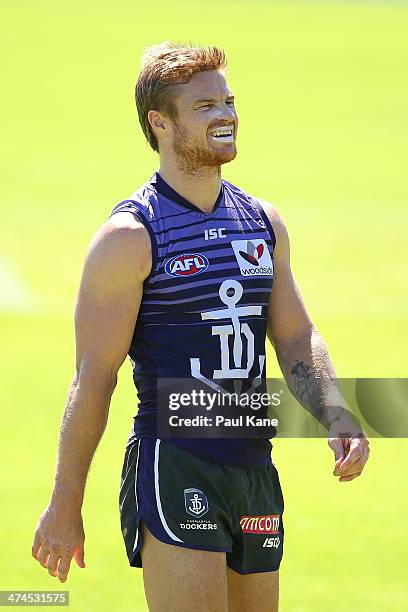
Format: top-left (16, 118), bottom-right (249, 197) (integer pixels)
top-left (148, 110), bottom-right (167, 141)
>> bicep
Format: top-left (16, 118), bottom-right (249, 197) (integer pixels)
top-left (262, 204), bottom-right (314, 346)
top-left (74, 214), bottom-right (151, 379)
top-left (267, 261), bottom-right (313, 347)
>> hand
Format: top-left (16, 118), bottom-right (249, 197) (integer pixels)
top-left (328, 415), bottom-right (370, 482)
top-left (32, 505), bottom-right (86, 582)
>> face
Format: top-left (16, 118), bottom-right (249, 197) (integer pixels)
top-left (167, 70), bottom-right (238, 172)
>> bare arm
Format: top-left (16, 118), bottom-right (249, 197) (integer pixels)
top-left (32, 211), bottom-right (151, 581)
top-left (261, 200), bottom-right (370, 481)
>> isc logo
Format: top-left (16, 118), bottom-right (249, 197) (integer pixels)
top-left (165, 253), bottom-right (209, 277)
top-left (204, 228), bottom-right (226, 240)
top-left (262, 537), bottom-right (281, 549)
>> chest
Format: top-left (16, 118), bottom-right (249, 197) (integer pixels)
top-left (154, 209), bottom-right (273, 285)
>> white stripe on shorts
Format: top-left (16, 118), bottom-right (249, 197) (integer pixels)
top-left (132, 439), bottom-right (141, 552)
top-left (154, 439), bottom-right (183, 543)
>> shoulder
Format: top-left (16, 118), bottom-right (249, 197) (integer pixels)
top-left (256, 198), bottom-right (290, 258)
top-left (111, 182), bottom-right (160, 225)
top-left (223, 180), bottom-right (288, 238)
top-left (83, 211), bottom-right (152, 284)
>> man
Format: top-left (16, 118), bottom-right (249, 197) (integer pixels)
top-left (32, 42), bottom-right (370, 611)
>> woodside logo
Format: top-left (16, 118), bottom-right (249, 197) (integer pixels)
top-left (231, 239), bottom-right (274, 276)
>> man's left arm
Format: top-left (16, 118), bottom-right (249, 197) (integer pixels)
top-left (260, 200), bottom-right (370, 482)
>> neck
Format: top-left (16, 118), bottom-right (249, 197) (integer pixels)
top-left (158, 157), bottom-right (222, 214)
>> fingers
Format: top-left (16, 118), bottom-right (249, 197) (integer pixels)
top-left (333, 447), bottom-right (358, 476)
top-left (47, 550), bottom-right (61, 577)
top-left (74, 545), bottom-right (86, 568)
top-left (32, 507), bottom-right (85, 583)
top-left (362, 444), bottom-right (371, 463)
top-left (328, 439), bottom-right (347, 467)
top-left (37, 542), bottom-right (50, 569)
top-left (340, 438), bottom-right (367, 470)
top-left (33, 539), bottom-right (78, 582)
top-left (339, 470), bottom-right (362, 482)
top-left (31, 532), bottom-right (41, 560)
top-left (57, 553), bottom-right (73, 583)
top-left (39, 546), bottom-right (75, 582)
top-left (333, 437), bottom-right (370, 481)
top-left (334, 449), bottom-right (360, 475)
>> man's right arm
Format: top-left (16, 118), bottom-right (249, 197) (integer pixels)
top-left (31, 211), bottom-right (151, 583)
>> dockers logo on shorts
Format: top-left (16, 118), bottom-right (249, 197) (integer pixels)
top-left (231, 240), bottom-right (274, 277)
top-left (184, 488), bottom-right (209, 517)
top-left (179, 520), bottom-right (218, 530)
top-left (240, 514), bottom-right (280, 534)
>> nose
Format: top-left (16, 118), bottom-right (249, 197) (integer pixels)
top-left (213, 103), bottom-right (237, 126)
top-left (223, 103), bottom-right (237, 122)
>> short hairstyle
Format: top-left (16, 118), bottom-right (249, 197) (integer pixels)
top-left (135, 42), bottom-right (227, 152)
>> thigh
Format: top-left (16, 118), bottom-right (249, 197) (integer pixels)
top-left (227, 568), bottom-right (279, 612)
top-left (140, 521), bottom-right (228, 612)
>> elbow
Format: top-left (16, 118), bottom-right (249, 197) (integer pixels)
top-left (74, 359), bottom-right (118, 396)
top-left (270, 322), bottom-right (317, 352)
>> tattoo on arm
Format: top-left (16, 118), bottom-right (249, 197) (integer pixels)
top-left (290, 360), bottom-right (325, 423)
top-left (276, 331), bottom-right (361, 432)
top-left (289, 359), bottom-right (351, 429)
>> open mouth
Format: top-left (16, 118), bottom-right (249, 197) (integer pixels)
top-left (209, 126), bottom-right (235, 143)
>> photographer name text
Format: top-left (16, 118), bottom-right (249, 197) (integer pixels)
top-left (168, 415), bottom-right (279, 428)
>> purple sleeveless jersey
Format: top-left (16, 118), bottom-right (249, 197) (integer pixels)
top-left (110, 173), bottom-right (277, 468)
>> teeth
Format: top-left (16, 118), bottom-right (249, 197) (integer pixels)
top-left (211, 128), bottom-right (233, 137)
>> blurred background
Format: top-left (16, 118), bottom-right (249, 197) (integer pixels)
top-left (1, 1), bottom-right (407, 610)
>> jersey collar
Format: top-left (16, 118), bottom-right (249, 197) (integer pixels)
top-left (152, 172), bottom-right (224, 214)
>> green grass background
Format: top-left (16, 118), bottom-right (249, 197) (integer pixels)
top-left (1, 1), bottom-right (407, 610)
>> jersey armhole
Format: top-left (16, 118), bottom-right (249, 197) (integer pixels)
top-left (251, 198), bottom-right (277, 251)
top-left (109, 201), bottom-right (159, 281)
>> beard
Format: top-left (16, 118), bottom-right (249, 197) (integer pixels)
top-left (172, 121), bottom-right (237, 176)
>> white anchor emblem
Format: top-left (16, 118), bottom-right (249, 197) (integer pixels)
top-left (184, 488), bottom-right (209, 517)
top-left (190, 279), bottom-right (265, 394)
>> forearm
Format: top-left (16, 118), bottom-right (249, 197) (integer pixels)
top-left (274, 327), bottom-right (349, 430)
top-left (50, 367), bottom-right (116, 510)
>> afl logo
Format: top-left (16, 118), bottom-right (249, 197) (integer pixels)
top-left (165, 253), bottom-right (209, 277)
